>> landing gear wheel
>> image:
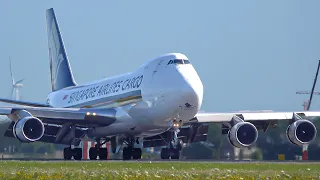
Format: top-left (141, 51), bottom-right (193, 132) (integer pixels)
top-left (170, 148), bottom-right (180, 159)
top-left (73, 148), bottom-right (82, 160)
top-left (132, 148), bottom-right (142, 160)
top-left (99, 148), bottom-right (108, 160)
top-left (161, 148), bottom-right (170, 159)
top-left (123, 147), bottom-right (132, 160)
top-left (89, 147), bottom-right (98, 160)
top-left (63, 147), bottom-right (72, 160)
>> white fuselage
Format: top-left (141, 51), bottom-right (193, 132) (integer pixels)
top-left (46, 53), bottom-right (203, 138)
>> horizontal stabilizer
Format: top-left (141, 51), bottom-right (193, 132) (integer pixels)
top-left (0, 98), bottom-right (50, 107)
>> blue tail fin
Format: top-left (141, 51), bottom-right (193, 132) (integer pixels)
top-left (46, 8), bottom-right (77, 91)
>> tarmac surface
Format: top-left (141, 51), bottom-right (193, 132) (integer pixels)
top-left (1, 158), bottom-right (320, 163)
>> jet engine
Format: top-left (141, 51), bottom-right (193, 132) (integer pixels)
top-left (13, 116), bottom-right (45, 142)
top-left (286, 119), bottom-right (317, 146)
top-left (228, 122), bottom-right (258, 148)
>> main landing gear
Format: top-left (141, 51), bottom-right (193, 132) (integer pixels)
top-left (63, 139), bottom-right (109, 160)
top-left (89, 139), bottom-right (109, 160)
top-left (62, 125), bottom-right (85, 160)
top-left (63, 147), bottom-right (83, 160)
top-left (161, 129), bottom-right (183, 159)
top-left (122, 137), bottom-right (142, 160)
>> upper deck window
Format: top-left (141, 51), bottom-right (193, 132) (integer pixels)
top-left (167, 59), bottom-right (190, 65)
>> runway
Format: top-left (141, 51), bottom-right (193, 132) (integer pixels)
top-left (1, 158), bottom-right (320, 164)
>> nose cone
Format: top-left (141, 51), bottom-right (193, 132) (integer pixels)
top-left (182, 78), bottom-right (203, 113)
top-left (177, 78), bottom-right (203, 122)
top-left (175, 64), bottom-right (204, 120)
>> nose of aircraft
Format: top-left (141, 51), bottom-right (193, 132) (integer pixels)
top-left (182, 78), bottom-right (203, 113)
top-left (173, 63), bottom-right (204, 120)
top-left (176, 75), bottom-right (203, 123)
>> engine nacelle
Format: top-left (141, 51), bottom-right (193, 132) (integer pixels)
top-left (13, 116), bottom-right (45, 142)
top-left (286, 119), bottom-right (317, 146)
top-left (228, 122), bottom-right (258, 148)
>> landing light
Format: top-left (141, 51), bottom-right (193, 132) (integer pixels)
top-left (171, 120), bottom-right (183, 128)
top-left (173, 123), bottom-right (180, 127)
top-left (86, 112), bottom-right (91, 116)
top-left (92, 112), bottom-right (96, 116)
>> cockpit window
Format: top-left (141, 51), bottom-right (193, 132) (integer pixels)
top-left (184, 60), bottom-right (190, 64)
top-left (167, 59), bottom-right (191, 65)
top-left (174, 59), bottom-right (184, 64)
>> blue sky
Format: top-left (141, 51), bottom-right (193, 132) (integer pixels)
top-left (1, 0), bottom-right (320, 112)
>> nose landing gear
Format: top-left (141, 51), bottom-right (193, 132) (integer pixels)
top-left (161, 127), bottom-right (183, 159)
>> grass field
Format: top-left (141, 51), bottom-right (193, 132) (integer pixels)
top-left (0, 161), bottom-right (319, 179)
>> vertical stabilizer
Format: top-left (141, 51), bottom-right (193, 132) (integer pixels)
top-left (46, 8), bottom-right (77, 91)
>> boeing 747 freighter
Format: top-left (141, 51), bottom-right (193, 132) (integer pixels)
top-left (0, 8), bottom-right (318, 160)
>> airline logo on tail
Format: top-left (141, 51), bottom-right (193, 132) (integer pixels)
top-left (46, 8), bottom-right (77, 91)
top-left (48, 20), bottom-right (64, 84)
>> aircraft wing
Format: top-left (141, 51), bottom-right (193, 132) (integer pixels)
top-left (0, 106), bottom-right (118, 146)
top-left (191, 111), bottom-right (320, 124)
top-left (0, 98), bottom-right (50, 107)
top-left (186, 111), bottom-right (320, 134)
top-left (0, 99), bottom-right (116, 126)
top-left (144, 110), bottom-right (320, 148)
top-left (0, 106), bottom-right (117, 126)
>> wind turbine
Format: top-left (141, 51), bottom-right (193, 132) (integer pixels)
top-left (0, 58), bottom-right (24, 124)
top-left (9, 57), bottom-right (25, 100)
